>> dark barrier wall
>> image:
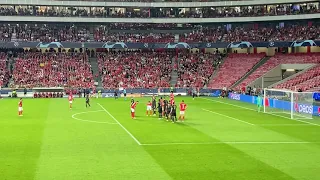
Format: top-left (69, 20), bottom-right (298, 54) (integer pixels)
top-left (1, 40), bottom-right (320, 49)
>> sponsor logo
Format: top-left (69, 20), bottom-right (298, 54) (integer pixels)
top-left (102, 42), bottom-right (128, 48)
top-left (36, 42), bottom-right (64, 48)
top-left (297, 104), bottom-right (313, 114)
top-left (291, 40), bottom-right (317, 47)
top-left (164, 42), bottom-right (191, 49)
top-left (269, 41), bottom-right (274, 47)
top-left (13, 42), bottom-right (19, 47)
top-left (230, 93), bottom-right (241, 100)
top-left (227, 41), bottom-right (253, 48)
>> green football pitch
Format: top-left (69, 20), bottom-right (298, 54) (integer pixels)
top-left (1, 97), bottom-right (320, 180)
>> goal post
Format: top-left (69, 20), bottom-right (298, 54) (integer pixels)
top-left (263, 88), bottom-right (314, 120)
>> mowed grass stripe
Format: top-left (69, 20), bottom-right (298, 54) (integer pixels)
top-left (201, 97), bottom-right (320, 143)
top-left (1, 97), bottom-right (320, 180)
top-left (144, 144), bottom-right (296, 180)
top-left (0, 99), bottom-right (49, 180)
top-left (33, 99), bottom-right (172, 180)
top-left (101, 97), bottom-right (303, 179)
top-left (99, 98), bottom-right (220, 144)
top-left (197, 97), bottom-right (320, 180)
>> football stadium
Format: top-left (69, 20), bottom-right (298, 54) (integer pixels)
top-left (0, 0), bottom-right (320, 179)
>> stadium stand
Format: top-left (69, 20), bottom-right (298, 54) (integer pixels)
top-left (1, 4), bottom-right (319, 18)
top-left (275, 65), bottom-right (320, 91)
top-left (98, 51), bottom-right (172, 89)
top-left (207, 53), bottom-right (265, 89)
top-left (94, 31), bottom-right (175, 43)
top-left (237, 53), bottom-right (320, 90)
top-left (15, 24), bottom-right (90, 42)
top-left (269, 25), bottom-right (320, 41)
top-left (0, 23), bottom-right (320, 43)
top-left (176, 52), bottom-right (221, 88)
top-left (179, 27), bottom-right (224, 43)
top-left (225, 27), bottom-right (273, 42)
top-left (0, 53), bottom-right (9, 87)
top-left (11, 52), bottom-right (94, 88)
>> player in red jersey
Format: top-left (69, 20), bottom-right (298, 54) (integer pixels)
top-left (178, 100), bottom-right (187, 122)
top-left (170, 92), bottom-right (175, 105)
top-left (131, 99), bottom-right (139, 119)
top-left (18, 98), bottom-right (23, 116)
top-left (170, 92), bottom-right (174, 100)
top-left (68, 93), bottom-right (73, 109)
top-left (146, 101), bottom-right (152, 116)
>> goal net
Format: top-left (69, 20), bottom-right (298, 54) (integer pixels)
top-left (264, 88), bottom-right (314, 119)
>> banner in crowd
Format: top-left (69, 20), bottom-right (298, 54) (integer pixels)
top-left (228, 93), bottom-right (320, 116)
top-left (1, 40), bottom-right (320, 49)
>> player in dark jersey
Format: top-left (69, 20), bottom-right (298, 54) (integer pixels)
top-left (152, 96), bottom-right (157, 116)
top-left (163, 98), bottom-right (168, 118)
top-left (86, 94), bottom-right (91, 108)
top-left (166, 104), bottom-right (171, 120)
top-left (158, 99), bottom-right (162, 119)
top-left (114, 91), bottom-right (118, 99)
top-left (170, 103), bottom-right (177, 123)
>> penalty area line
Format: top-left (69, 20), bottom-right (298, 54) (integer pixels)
top-left (140, 141), bottom-right (316, 146)
top-left (200, 97), bottom-right (320, 127)
top-left (97, 103), bottom-right (141, 145)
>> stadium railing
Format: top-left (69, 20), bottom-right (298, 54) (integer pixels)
top-left (0, 87), bottom-right (222, 98)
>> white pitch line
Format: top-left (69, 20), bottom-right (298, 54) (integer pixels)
top-left (140, 141), bottom-right (316, 146)
top-left (202, 108), bottom-right (255, 126)
top-left (259, 124), bottom-right (314, 126)
top-left (97, 103), bottom-right (141, 145)
top-left (200, 97), bottom-right (320, 127)
top-left (71, 110), bottom-right (118, 124)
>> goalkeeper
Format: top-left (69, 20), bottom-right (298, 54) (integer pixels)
top-left (256, 95), bottom-right (262, 112)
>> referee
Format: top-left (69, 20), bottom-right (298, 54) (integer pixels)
top-left (86, 94), bottom-right (91, 108)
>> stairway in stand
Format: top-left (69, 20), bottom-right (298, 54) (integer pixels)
top-left (230, 56), bottom-right (270, 89)
top-left (204, 54), bottom-right (227, 88)
top-left (89, 57), bottom-right (102, 88)
top-left (170, 57), bottom-right (178, 87)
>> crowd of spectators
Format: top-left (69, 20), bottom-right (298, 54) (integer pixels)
top-left (226, 25), bottom-right (320, 42)
top-left (94, 31), bottom-right (175, 43)
top-left (98, 51), bottom-right (172, 89)
top-left (176, 52), bottom-right (222, 88)
top-left (269, 25), bottom-right (320, 41)
top-left (225, 27), bottom-right (273, 42)
top-left (179, 27), bottom-right (224, 43)
top-left (0, 53), bottom-right (9, 87)
top-left (109, 23), bottom-right (193, 30)
top-left (1, 23), bottom-right (320, 43)
top-left (0, 24), bottom-right (12, 41)
top-left (0, 4), bottom-right (319, 18)
top-left (11, 52), bottom-right (94, 88)
top-left (15, 24), bottom-right (90, 42)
